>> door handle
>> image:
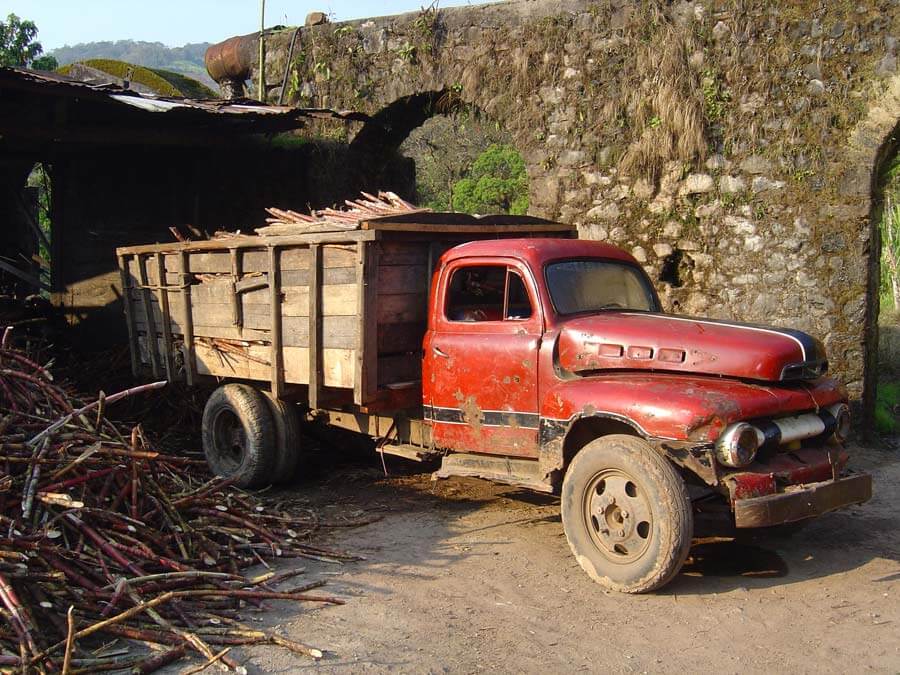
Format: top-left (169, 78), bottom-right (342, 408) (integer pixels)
top-left (432, 345), bottom-right (450, 358)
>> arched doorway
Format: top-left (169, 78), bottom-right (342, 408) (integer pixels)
top-left (872, 127), bottom-right (900, 438)
top-left (350, 89), bottom-right (528, 215)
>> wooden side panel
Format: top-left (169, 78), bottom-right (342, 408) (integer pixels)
top-left (375, 241), bottom-right (429, 390)
top-left (128, 243), bottom-right (361, 391)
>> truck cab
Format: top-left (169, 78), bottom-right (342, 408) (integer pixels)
top-left (423, 238), bottom-right (871, 592)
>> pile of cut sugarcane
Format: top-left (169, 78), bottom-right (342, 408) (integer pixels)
top-left (0, 326), bottom-right (360, 673)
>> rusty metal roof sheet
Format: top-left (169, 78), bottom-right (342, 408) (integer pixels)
top-left (0, 66), bottom-right (368, 131)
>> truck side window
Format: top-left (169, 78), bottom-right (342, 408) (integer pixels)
top-left (505, 272), bottom-right (533, 320)
top-left (446, 266), bottom-right (533, 322)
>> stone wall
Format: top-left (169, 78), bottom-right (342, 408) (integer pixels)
top-left (249, 0), bottom-right (900, 403)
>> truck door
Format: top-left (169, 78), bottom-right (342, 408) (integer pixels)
top-left (424, 259), bottom-right (541, 457)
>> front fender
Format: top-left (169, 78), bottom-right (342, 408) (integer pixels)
top-left (540, 373), bottom-right (846, 443)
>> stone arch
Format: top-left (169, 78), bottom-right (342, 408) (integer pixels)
top-left (838, 75), bottom-right (900, 431)
top-left (350, 88), bottom-right (532, 213)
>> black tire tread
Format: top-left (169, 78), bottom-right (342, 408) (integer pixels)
top-left (561, 434), bottom-right (693, 593)
top-left (263, 393), bottom-right (303, 482)
top-left (201, 384), bottom-right (276, 489)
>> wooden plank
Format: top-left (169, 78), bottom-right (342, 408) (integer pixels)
top-left (376, 293), bottom-right (427, 323)
top-left (136, 311), bottom-right (358, 348)
top-left (269, 246), bottom-right (284, 399)
top-left (193, 342), bottom-right (355, 388)
top-left (378, 265), bottom-right (427, 294)
top-left (117, 255), bottom-right (140, 377)
top-left (377, 322), bottom-right (426, 352)
top-left (180, 282), bottom-right (358, 315)
top-left (117, 229), bottom-right (376, 256)
top-left (361, 221), bottom-right (574, 233)
top-left (136, 254), bottom-right (160, 378)
top-left (356, 241), bottom-right (378, 405)
top-left (376, 241), bottom-right (430, 266)
top-left (308, 244), bottom-right (322, 409)
top-left (179, 251), bottom-right (196, 386)
top-left (154, 252), bottom-right (175, 382)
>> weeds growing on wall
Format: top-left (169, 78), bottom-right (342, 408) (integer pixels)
top-left (619, 23), bottom-right (709, 184)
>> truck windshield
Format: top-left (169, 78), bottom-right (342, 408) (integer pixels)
top-left (545, 260), bottom-right (658, 315)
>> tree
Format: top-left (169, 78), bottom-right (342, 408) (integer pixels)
top-left (0, 13), bottom-right (44, 67)
top-left (883, 197), bottom-right (900, 313)
top-left (31, 54), bottom-right (58, 71)
top-left (451, 144), bottom-right (529, 215)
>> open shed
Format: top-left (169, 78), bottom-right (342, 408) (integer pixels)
top-left (0, 67), bottom-right (411, 345)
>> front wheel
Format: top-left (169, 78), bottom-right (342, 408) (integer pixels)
top-left (561, 434), bottom-right (693, 593)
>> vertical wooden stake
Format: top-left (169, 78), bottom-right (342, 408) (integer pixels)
top-left (154, 253), bottom-right (174, 382)
top-left (117, 255), bottom-right (140, 377)
top-left (308, 244), bottom-right (322, 409)
top-left (355, 241), bottom-right (377, 405)
top-left (136, 254), bottom-right (160, 378)
top-left (269, 246), bottom-right (284, 400)
top-left (180, 251), bottom-right (195, 386)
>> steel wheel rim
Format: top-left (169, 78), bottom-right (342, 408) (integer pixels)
top-left (582, 468), bottom-right (653, 564)
top-left (211, 408), bottom-right (246, 474)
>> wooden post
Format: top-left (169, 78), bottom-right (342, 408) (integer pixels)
top-left (136, 254), bottom-right (160, 378)
top-left (229, 248), bottom-right (243, 329)
top-left (269, 246), bottom-right (284, 399)
top-left (154, 252), bottom-right (174, 382)
top-left (308, 244), bottom-right (322, 409)
top-left (117, 255), bottom-right (140, 377)
top-left (179, 251), bottom-right (195, 386)
top-left (355, 241), bottom-right (377, 405)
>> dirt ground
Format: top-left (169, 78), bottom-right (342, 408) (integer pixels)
top-left (208, 440), bottom-right (899, 674)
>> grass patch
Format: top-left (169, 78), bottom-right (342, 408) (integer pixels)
top-left (876, 381), bottom-right (899, 434)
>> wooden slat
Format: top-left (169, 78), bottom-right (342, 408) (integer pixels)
top-left (134, 313), bottom-right (358, 349)
top-left (308, 244), bottom-right (322, 409)
top-left (191, 342), bottom-right (355, 387)
top-left (179, 251), bottom-right (195, 386)
top-left (269, 246), bottom-right (284, 399)
top-left (154, 253), bottom-right (175, 381)
top-left (117, 229), bottom-right (376, 256)
top-left (136, 254), bottom-right (160, 378)
top-left (117, 255), bottom-right (140, 377)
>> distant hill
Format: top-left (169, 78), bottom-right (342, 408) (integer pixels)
top-left (50, 40), bottom-right (218, 91)
top-left (58, 59), bottom-right (218, 98)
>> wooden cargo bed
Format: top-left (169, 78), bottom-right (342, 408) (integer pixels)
top-left (117, 213), bottom-right (572, 408)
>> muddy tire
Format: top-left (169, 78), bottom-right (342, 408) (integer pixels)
top-left (263, 393), bottom-right (303, 483)
top-left (561, 434), bottom-right (693, 593)
top-left (202, 384), bottom-right (276, 489)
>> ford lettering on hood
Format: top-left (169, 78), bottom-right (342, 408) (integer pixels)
top-left (556, 312), bottom-right (828, 382)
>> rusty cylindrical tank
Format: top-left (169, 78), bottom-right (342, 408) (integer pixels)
top-left (205, 33), bottom-right (260, 83)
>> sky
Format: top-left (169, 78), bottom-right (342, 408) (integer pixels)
top-left (6, 1), bottom-right (492, 51)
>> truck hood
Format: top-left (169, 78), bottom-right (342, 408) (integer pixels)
top-left (556, 312), bottom-right (827, 383)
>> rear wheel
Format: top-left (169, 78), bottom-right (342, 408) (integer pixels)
top-left (202, 384), bottom-right (276, 489)
top-left (561, 434), bottom-right (693, 593)
top-left (263, 392), bottom-right (303, 483)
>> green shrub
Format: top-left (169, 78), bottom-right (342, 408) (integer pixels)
top-left (876, 380), bottom-right (900, 434)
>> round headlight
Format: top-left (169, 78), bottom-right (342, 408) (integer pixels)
top-left (715, 422), bottom-right (760, 468)
top-left (828, 403), bottom-right (851, 443)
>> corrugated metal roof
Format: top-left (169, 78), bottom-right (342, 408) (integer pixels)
top-left (0, 66), bottom-right (368, 130)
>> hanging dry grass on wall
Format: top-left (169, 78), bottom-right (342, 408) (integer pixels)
top-left (619, 23), bottom-right (709, 184)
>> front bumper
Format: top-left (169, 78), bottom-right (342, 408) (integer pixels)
top-left (733, 472), bottom-right (872, 528)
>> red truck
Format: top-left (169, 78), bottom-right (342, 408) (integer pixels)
top-left (118, 212), bottom-right (872, 592)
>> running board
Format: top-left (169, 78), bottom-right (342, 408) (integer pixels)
top-left (433, 453), bottom-right (554, 493)
top-left (378, 443), bottom-right (439, 462)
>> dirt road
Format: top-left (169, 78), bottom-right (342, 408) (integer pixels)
top-left (235, 442), bottom-right (899, 674)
